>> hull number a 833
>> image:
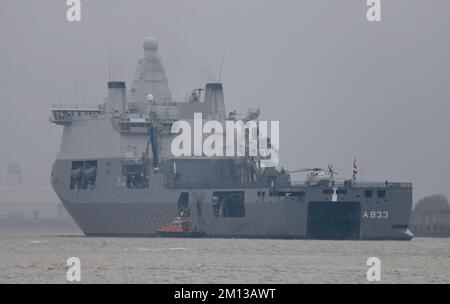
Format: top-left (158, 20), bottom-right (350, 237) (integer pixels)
top-left (363, 211), bottom-right (389, 219)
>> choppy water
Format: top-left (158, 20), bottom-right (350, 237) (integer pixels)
top-left (0, 235), bottom-right (449, 283)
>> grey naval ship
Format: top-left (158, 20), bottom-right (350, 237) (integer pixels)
top-left (50, 37), bottom-right (413, 240)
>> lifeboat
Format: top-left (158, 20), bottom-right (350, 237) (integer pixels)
top-left (157, 217), bottom-right (206, 238)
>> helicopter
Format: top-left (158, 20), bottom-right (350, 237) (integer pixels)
top-left (288, 165), bottom-right (348, 187)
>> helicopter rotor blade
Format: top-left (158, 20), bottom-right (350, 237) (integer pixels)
top-left (287, 168), bottom-right (323, 173)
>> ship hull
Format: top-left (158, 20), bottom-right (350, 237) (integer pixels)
top-left (60, 199), bottom-right (413, 240)
top-left (52, 159), bottom-right (414, 241)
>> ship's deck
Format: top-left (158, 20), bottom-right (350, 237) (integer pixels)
top-left (165, 181), bottom-right (412, 190)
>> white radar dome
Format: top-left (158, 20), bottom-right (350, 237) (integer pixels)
top-left (143, 37), bottom-right (159, 51)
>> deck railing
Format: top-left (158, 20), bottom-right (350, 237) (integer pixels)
top-left (50, 104), bottom-right (102, 110)
top-left (290, 181), bottom-right (412, 189)
top-left (165, 180), bottom-right (412, 190)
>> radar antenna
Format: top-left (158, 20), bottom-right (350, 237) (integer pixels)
top-left (218, 48), bottom-right (226, 83)
top-left (109, 45), bottom-right (112, 81)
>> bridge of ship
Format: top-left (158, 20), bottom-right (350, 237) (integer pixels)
top-left (50, 104), bottom-right (103, 125)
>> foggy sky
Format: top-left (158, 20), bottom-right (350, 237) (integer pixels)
top-left (0, 0), bottom-right (449, 202)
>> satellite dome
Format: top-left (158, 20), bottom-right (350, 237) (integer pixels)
top-left (143, 37), bottom-right (158, 51)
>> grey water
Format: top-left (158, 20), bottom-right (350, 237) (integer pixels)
top-left (0, 235), bottom-right (449, 284)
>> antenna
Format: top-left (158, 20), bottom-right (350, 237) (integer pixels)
top-left (109, 45), bottom-right (112, 81)
top-left (75, 73), bottom-right (79, 103)
top-left (218, 47), bottom-right (226, 83)
top-left (82, 79), bottom-right (87, 104)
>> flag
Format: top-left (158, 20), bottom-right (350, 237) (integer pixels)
top-left (353, 158), bottom-right (358, 175)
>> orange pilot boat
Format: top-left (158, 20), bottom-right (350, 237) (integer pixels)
top-left (157, 217), bottom-right (207, 238)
